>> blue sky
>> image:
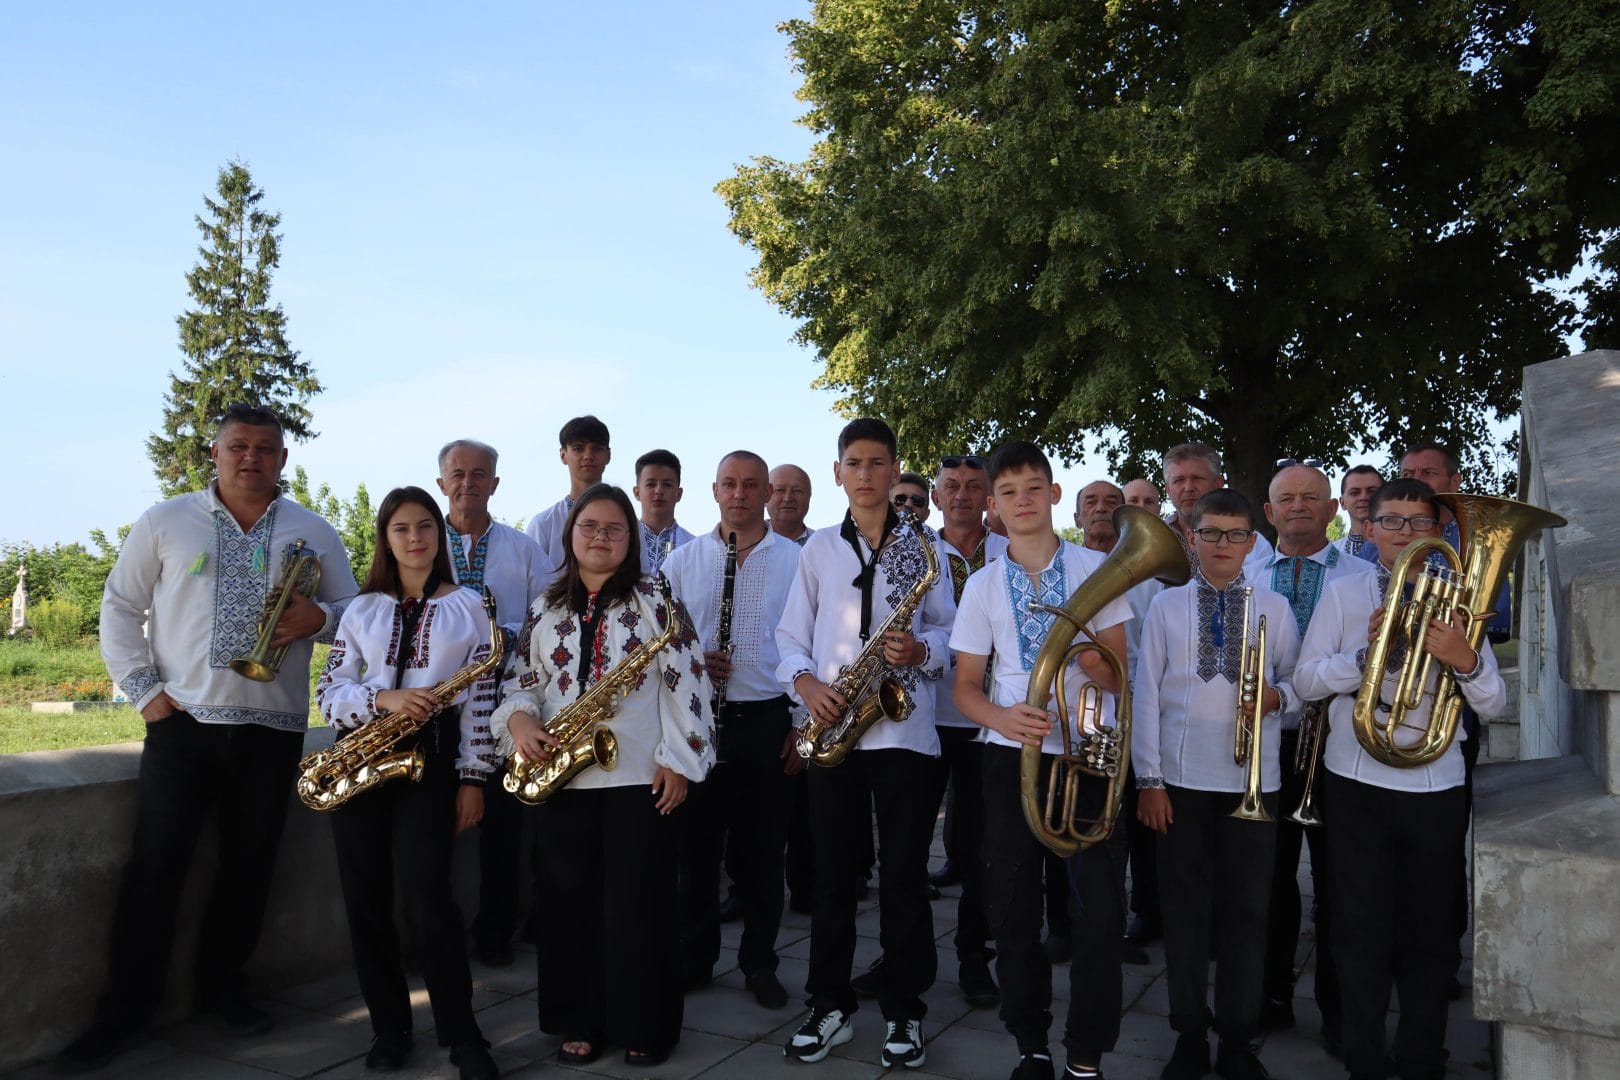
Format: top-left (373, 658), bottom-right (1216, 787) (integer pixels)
top-left (1, 2), bottom-right (1385, 548)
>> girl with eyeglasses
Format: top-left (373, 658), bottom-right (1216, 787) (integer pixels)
top-left (489, 483), bottom-right (714, 1069)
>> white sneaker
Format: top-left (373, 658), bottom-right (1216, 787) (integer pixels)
top-left (784, 1007), bottom-right (854, 1062)
top-left (881, 1019), bottom-right (926, 1068)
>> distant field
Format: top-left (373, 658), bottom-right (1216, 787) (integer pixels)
top-left (0, 638), bottom-right (327, 755)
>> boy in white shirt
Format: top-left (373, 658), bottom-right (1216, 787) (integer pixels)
top-left (950, 441), bottom-right (1134, 1080)
top-left (1135, 489), bottom-right (1301, 1080)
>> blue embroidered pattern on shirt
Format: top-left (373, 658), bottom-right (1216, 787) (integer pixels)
top-left (1194, 573), bottom-right (1246, 684)
top-left (121, 665), bottom-right (161, 704)
top-left (1004, 553), bottom-right (1068, 673)
top-left (207, 504), bottom-right (280, 670)
top-left (878, 530), bottom-right (932, 691)
top-left (448, 529), bottom-right (491, 589)
top-left (641, 523), bottom-right (681, 574)
top-left (1269, 547), bottom-right (1338, 637)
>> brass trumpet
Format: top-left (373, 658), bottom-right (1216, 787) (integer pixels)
top-left (1231, 587), bottom-right (1274, 823)
top-left (1019, 506), bottom-right (1190, 856)
top-left (1352, 493), bottom-right (1564, 768)
top-left (231, 540), bottom-right (322, 682)
top-left (1285, 700), bottom-right (1328, 827)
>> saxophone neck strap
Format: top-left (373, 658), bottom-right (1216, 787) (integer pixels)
top-left (392, 572), bottom-right (443, 689)
top-left (841, 507), bottom-right (900, 643)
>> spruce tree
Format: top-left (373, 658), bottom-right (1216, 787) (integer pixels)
top-left (147, 161), bottom-right (320, 495)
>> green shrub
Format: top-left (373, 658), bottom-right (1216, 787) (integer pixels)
top-left (29, 598), bottom-right (90, 649)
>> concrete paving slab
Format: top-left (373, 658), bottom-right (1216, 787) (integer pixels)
top-left (158, 1000), bottom-right (373, 1077)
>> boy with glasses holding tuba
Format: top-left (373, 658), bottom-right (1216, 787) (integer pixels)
top-left (949, 441), bottom-right (1134, 1080)
top-left (1294, 478), bottom-right (1507, 1080)
top-left (1134, 489), bottom-right (1299, 1080)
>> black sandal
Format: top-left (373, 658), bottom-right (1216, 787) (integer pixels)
top-left (624, 1047), bottom-right (670, 1067)
top-left (558, 1037), bottom-right (603, 1065)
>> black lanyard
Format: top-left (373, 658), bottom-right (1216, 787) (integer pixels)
top-left (840, 507), bottom-right (900, 642)
top-left (391, 572), bottom-right (443, 689)
top-left (575, 589), bottom-right (603, 692)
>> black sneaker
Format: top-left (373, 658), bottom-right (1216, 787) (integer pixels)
top-left (365, 1031), bottom-right (413, 1071)
top-left (959, 955), bottom-right (1000, 1008)
top-left (880, 1019), bottom-right (926, 1069)
top-left (1122, 940), bottom-right (1152, 966)
top-left (54, 1023), bottom-right (136, 1074)
top-left (746, 970), bottom-right (790, 1009)
top-left (1161, 1033), bottom-right (1210, 1080)
top-left (784, 1007), bottom-right (854, 1062)
top-left (1214, 1041), bottom-right (1270, 1080)
top-left (929, 860), bottom-right (960, 888)
top-left (450, 1040), bottom-right (500, 1080)
top-left (1257, 996), bottom-right (1295, 1031)
top-left (1126, 914), bottom-right (1164, 945)
top-left (851, 954), bottom-right (886, 998)
top-left (1010, 1050), bottom-right (1055, 1079)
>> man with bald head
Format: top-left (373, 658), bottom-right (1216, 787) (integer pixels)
top-left (768, 464), bottom-right (815, 546)
top-left (1253, 463), bottom-right (1373, 1049)
top-left (1121, 479), bottom-right (1162, 519)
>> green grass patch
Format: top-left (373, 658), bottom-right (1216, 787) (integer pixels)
top-left (0, 638), bottom-right (109, 706)
top-left (0, 703), bottom-right (146, 754)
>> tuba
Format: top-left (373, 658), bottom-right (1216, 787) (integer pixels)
top-left (1020, 506), bottom-right (1190, 856)
top-left (297, 592), bottom-right (506, 811)
top-left (231, 540), bottom-right (322, 681)
top-left (1230, 587), bottom-right (1274, 823)
top-left (1352, 492), bottom-right (1564, 768)
top-left (796, 510), bottom-right (939, 768)
top-left (501, 577), bottom-right (684, 805)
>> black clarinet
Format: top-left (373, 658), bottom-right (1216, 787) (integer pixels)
top-left (712, 531), bottom-right (738, 762)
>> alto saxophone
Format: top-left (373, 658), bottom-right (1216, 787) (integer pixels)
top-left (796, 511), bottom-right (939, 768)
top-left (501, 577), bottom-right (685, 805)
top-left (297, 592), bottom-right (506, 811)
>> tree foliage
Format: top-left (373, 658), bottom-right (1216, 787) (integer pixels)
top-left (147, 161), bottom-right (320, 497)
top-left (720, 0), bottom-right (1619, 506)
top-left (288, 467), bottom-right (376, 585)
top-left (2, 527), bottom-right (129, 636)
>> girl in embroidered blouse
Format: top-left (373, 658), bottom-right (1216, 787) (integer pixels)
top-left (491, 483), bottom-right (714, 1069)
top-left (315, 486), bottom-right (500, 1079)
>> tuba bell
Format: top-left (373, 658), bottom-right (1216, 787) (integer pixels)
top-left (1019, 506), bottom-right (1191, 856)
top-left (1352, 492), bottom-right (1564, 768)
top-left (231, 540), bottom-right (322, 681)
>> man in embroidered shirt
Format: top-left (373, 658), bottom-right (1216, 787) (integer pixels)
top-left (776, 418), bottom-right (955, 1069)
top-left (768, 463), bottom-right (815, 546)
top-left (951, 443), bottom-right (1134, 1080)
top-left (1162, 443), bottom-right (1275, 572)
top-left (62, 404), bottom-right (358, 1072)
top-left (524, 414), bottom-right (611, 567)
top-left (1255, 463), bottom-right (1374, 1052)
top-left (1334, 465), bottom-right (1383, 561)
top-left (633, 448), bottom-right (693, 575)
top-left (1123, 478), bottom-right (1163, 519)
top-left (1134, 488), bottom-right (1300, 1080)
top-left (437, 437), bottom-right (554, 968)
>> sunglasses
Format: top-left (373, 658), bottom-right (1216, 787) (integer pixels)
top-left (1276, 457), bottom-right (1325, 469)
top-left (893, 494), bottom-right (929, 510)
top-left (940, 455), bottom-right (985, 469)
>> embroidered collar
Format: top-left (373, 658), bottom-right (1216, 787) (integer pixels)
top-left (1193, 571), bottom-right (1247, 684)
top-left (1266, 545), bottom-right (1338, 637)
top-left (641, 521), bottom-right (683, 573)
top-left (945, 530), bottom-right (992, 603)
top-left (448, 526), bottom-right (491, 589)
top-left (1003, 546), bottom-right (1068, 672)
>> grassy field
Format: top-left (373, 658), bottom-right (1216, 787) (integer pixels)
top-left (0, 638), bottom-right (327, 755)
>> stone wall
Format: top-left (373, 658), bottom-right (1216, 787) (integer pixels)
top-left (1475, 349), bottom-right (1620, 1079)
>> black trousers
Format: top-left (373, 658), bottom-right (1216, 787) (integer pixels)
top-left (470, 773), bottom-right (525, 952)
top-left (1123, 762), bottom-right (1161, 923)
top-left (929, 726), bottom-right (992, 958)
top-left (1156, 785), bottom-right (1277, 1043)
top-left (96, 711), bottom-right (303, 1031)
top-left (329, 714), bottom-right (481, 1046)
top-left (784, 768), bottom-right (814, 906)
top-left (1326, 773), bottom-right (1466, 1078)
top-left (806, 748), bottom-right (937, 1020)
top-left (677, 696), bottom-right (795, 976)
top-left (1263, 729), bottom-right (1339, 1022)
top-left (534, 783), bottom-right (684, 1054)
top-left (981, 744), bottom-right (1126, 1060)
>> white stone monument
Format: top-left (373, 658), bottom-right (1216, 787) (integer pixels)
top-left (8, 564), bottom-right (26, 637)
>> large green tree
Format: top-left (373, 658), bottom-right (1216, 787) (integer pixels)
top-left (147, 161), bottom-right (320, 496)
top-left (720, 0), bottom-right (1618, 505)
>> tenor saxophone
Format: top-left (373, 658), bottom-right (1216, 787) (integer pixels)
top-left (501, 577), bottom-right (685, 805)
top-left (297, 592), bottom-right (506, 811)
top-left (795, 511), bottom-right (939, 768)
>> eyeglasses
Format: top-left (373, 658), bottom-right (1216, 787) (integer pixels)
top-left (1276, 457), bottom-right (1325, 469)
top-left (1192, 527), bottom-right (1254, 544)
top-left (1370, 514), bottom-right (1437, 533)
top-left (893, 494), bottom-right (929, 510)
top-left (940, 455), bottom-right (985, 469)
top-left (574, 521), bottom-right (629, 541)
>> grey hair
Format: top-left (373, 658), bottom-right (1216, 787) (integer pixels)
top-left (438, 438), bottom-right (499, 474)
top-left (1162, 442), bottom-right (1222, 480)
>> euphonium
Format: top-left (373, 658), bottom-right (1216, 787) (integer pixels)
top-left (502, 577), bottom-right (684, 805)
top-left (1230, 587), bottom-right (1274, 823)
top-left (231, 540), bottom-right (322, 681)
top-left (1352, 492), bottom-right (1565, 768)
top-left (297, 592), bottom-right (506, 811)
top-left (1020, 506), bottom-right (1190, 856)
top-left (797, 510), bottom-right (939, 768)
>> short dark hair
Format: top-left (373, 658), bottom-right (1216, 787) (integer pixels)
top-left (635, 449), bottom-right (681, 483)
top-left (1340, 464), bottom-right (1383, 494)
top-left (213, 402), bottom-right (283, 442)
top-left (837, 418), bottom-right (897, 457)
top-left (1398, 441), bottom-right (1459, 476)
top-left (543, 484), bottom-right (644, 613)
top-left (1190, 489), bottom-right (1255, 528)
top-left (559, 415), bottom-right (610, 449)
top-left (895, 471), bottom-right (930, 492)
top-left (1163, 442), bottom-right (1222, 479)
top-left (361, 487), bottom-right (455, 597)
top-left (1369, 478), bottom-right (1439, 518)
top-left (986, 441), bottom-right (1053, 485)
top-left (718, 449), bottom-right (770, 476)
